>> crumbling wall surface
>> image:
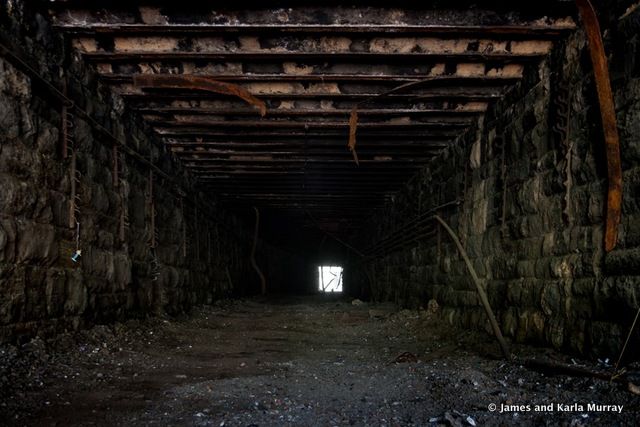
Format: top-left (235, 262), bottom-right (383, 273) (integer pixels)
top-left (0, 2), bottom-right (280, 343)
top-left (354, 7), bottom-right (640, 357)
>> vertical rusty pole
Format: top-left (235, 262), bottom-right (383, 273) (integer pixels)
top-left (576, 0), bottom-right (623, 252)
top-left (60, 79), bottom-right (70, 159)
top-left (68, 150), bottom-right (77, 229)
top-left (61, 106), bottom-right (68, 159)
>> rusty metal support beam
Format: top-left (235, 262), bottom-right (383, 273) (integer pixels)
top-left (104, 74), bottom-right (520, 85)
top-left (149, 120), bottom-right (471, 130)
top-left (163, 139), bottom-right (452, 147)
top-left (53, 23), bottom-right (574, 38)
top-left (133, 74), bottom-right (266, 116)
top-left (576, 0), bottom-right (623, 252)
top-left (136, 107), bottom-right (485, 117)
top-left (68, 150), bottom-right (78, 229)
top-left (121, 93), bottom-right (503, 105)
top-left (155, 129), bottom-right (463, 138)
top-left (85, 51), bottom-right (546, 63)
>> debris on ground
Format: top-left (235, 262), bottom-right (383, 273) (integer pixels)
top-left (392, 351), bottom-right (419, 364)
top-left (0, 297), bottom-right (638, 426)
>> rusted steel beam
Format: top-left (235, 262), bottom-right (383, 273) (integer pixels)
top-left (202, 184), bottom-right (406, 190)
top-left (53, 24), bottom-right (574, 39)
top-left (148, 117), bottom-right (475, 127)
top-left (224, 203), bottom-right (380, 210)
top-left (84, 51), bottom-right (545, 62)
top-left (177, 155), bottom-right (439, 164)
top-left (163, 141), bottom-right (451, 149)
top-left (136, 107), bottom-right (485, 117)
top-left (215, 192), bottom-right (399, 197)
top-left (133, 74), bottom-right (266, 116)
top-left (222, 202), bottom-right (387, 208)
top-left (199, 181), bottom-right (408, 187)
top-left (183, 159), bottom-right (433, 165)
top-left (149, 120), bottom-right (470, 130)
top-left (68, 150), bottom-right (78, 229)
top-left (161, 135), bottom-right (454, 143)
top-left (123, 82), bottom-right (511, 97)
top-left (104, 74), bottom-right (520, 85)
top-left (198, 171), bottom-right (306, 176)
top-left (60, 79), bottom-right (72, 159)
top-left (170, 147), bottom-right (447, 156)
top-left (121, 92), bottom-right (503, 103)
top-left (199, 182), bottom-right (408, 188)
top-left (190, 164), bottom-right (422, 170)
top-left (170, 150), bottom-right (443, 157)
top-left (198, 175), bottom-right (408, 182)
top-left (155, 129), bottom-right (463, 138)
top-left (576, 0), bottom-right (623, 252)
top-left (195, 171), bottom-right (417, 178)
top-left (219, 193), bottom-right (392, 198)
top-left (75, 37), bottom-right (550, 57)
top-left (210, 188), bottom-right (400, 194)
top-left (105, 74), bottom-right (427, 84)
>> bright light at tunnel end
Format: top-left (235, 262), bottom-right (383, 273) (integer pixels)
top-left (318, 266), bottom-right (343, 293)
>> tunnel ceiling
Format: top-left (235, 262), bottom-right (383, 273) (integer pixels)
top-left (47, 1), bottom-right (576, 238)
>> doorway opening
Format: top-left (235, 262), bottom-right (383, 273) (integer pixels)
top-left (317, 266), bottom-right (343, 293)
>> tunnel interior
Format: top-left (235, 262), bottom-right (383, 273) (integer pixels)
top-left (1, 0), bottom-right (640, 424)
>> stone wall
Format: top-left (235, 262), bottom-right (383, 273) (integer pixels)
top-left (350, 6), bottom-right (640, 358)
top-left (0, 2), bottom-right (294, 343)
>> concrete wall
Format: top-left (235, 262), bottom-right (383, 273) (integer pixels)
top-left (0, 2), bottom-right (294, 343)
top-left (352, 10), bottom-right (640, 357)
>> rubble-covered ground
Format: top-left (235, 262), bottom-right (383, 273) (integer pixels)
top-left (1, 296), bottom-right (638, 426)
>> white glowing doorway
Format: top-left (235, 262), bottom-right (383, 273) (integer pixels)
top-left (317, 266), bottom-right (343, 293)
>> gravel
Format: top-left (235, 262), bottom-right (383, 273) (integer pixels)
top-left (1, 297), bottom-right (638, 426)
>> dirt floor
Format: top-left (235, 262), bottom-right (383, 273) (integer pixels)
top-left (1, 296), bottom-right (638, 426)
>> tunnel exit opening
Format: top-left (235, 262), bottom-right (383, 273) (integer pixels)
top-left (317, 266), bottom-right (343, 293)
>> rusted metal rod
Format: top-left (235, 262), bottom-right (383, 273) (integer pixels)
top-left (576, 0), bottom-right (623, 252)
top-left (68, 150), bottom-right (77, 229)
top-left (433, 215), bottom-right (511, 360)
top-left (133, 74), bottom-right (266, 117)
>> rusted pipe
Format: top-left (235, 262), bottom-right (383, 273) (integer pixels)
top-left (433, 215), bottom-right (511, 359)
top-left (133, 74), bottom-right (266, 116)
top-left (68, 150), bottom-right (77, 229)
top-left (576, 0), bottom-right (623, 252)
